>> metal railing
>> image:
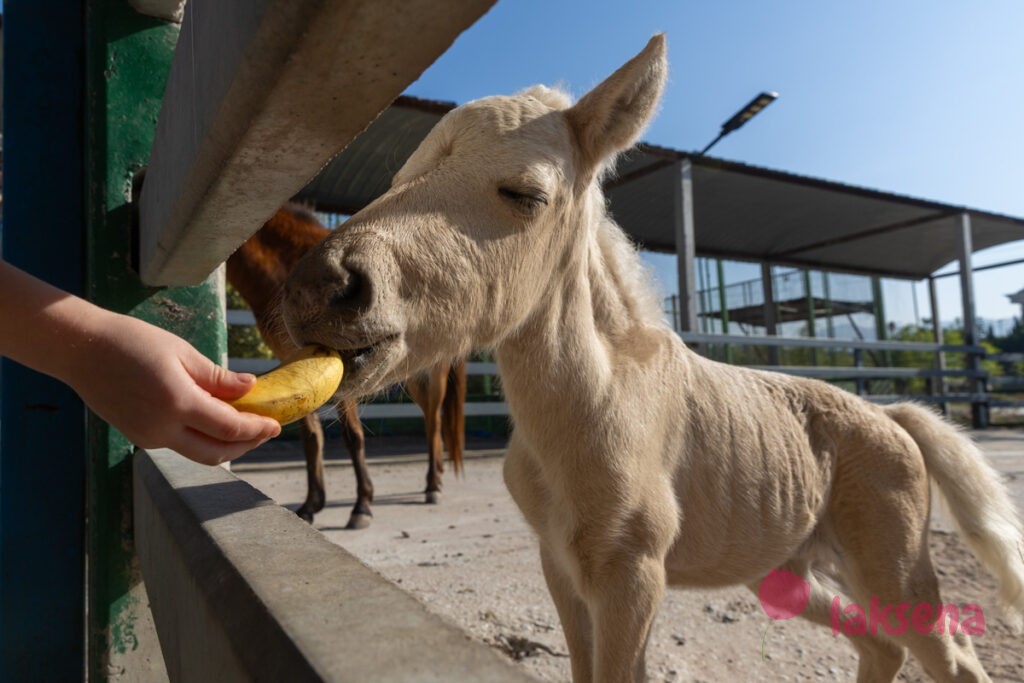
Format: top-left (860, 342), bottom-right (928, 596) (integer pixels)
top-left (679, 332), bottom-right (1001, 424)
top-left (230, 310), bottom-right (1021, 427)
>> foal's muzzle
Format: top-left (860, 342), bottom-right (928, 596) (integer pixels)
top-left (283, 247), bottom-right (375, 343)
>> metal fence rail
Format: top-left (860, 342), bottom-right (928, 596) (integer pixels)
top-left (230, 311), bottom-right (1020, 426)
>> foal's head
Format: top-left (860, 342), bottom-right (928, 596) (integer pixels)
top-left (283, 36), bottom-right (667, 398)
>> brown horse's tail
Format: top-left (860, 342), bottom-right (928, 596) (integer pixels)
top-left (441, 360), bottom-right (467, 475)
top-left (885, 402), bottom-right (1024, 632)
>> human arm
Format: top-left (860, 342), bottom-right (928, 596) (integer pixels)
top-left (0, 259), bottom-right (280, 464)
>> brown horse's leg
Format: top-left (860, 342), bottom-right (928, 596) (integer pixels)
top-left (340, 400), bottom-right (373, 529)
top-left (408, 367), bottom-right (448, 504)
top-left (296, 412), bottom-right (325, 523)
top-left (441, 360), bottom-right (467, 476)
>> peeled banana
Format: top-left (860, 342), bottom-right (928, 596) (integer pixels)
top-left (229, 345), bottom-right (344, 425)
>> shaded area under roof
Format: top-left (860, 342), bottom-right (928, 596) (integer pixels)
top-left (297, 96), bottom-right (1024, 281)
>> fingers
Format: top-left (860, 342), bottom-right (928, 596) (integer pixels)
top-left (170, 427), bottom-right (272, 466)
top-left (181, 350), bottom-right (258, 400)
top-left (182, 391), bottom-right (281, 445)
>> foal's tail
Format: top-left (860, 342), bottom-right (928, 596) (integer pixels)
top-left (886, 402), bottom-right (1024, 631)
top-left (441, 360), bottom-right (467, 475)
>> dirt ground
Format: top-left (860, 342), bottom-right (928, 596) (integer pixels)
top-left (233, 430), bottom-right (1024, 682)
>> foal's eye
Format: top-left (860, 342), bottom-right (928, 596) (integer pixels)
top-left (498, 186), bottom-right (549, 212)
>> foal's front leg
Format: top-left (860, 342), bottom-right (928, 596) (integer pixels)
top-left (542, 546), bottom-right (666, 682)
top-left (540, 545), bottom-right (593, 682)
top-left (584, 552), bottom-right (666, 682)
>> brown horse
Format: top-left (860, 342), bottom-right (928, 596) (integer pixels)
top-left (226, 204), bottom-right (464, 528)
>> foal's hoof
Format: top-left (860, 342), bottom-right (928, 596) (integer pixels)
top-left (346, 513), bottom-right (372, 530)
top-left (425, 490), bottom-right (442, 505)
top-left (296, 507), bottom-right (315, 524)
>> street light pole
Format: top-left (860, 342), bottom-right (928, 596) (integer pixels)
top-left (699, 91), bottom-right (778, 156)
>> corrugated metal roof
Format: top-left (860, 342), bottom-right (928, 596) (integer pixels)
top-left (296, 96), bottom-right (1024, 280)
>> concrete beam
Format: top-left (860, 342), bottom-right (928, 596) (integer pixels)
top-left (139, 0), bottom-right (495, 286)
top-left (134, 448), bottom-right (535, 682)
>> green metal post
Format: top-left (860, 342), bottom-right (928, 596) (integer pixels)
top-left (872, 276), bottom-right (887, 341)
top-left (822, 272), bottom-right (835, 338)
top-left (84, 3), bottom-right (226, 679)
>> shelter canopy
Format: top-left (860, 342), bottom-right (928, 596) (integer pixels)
top-left (298, 96), bottom-right (1024, 281)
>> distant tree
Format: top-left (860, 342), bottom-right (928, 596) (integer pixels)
top-left (939, 327), bottom-right (1004, 379)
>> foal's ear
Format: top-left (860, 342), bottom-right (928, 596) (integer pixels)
top-left (566, 34), bottom-right (667, 184)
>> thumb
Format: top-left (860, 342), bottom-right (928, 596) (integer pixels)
top-left (182, 350), bottom-right (257, 400)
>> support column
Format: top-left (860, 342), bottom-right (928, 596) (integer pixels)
top-left (803, 270), bottom-right (818, 365)
top-left (872, 276), bottom-right (887, 341)
top-left (674, 159), bottom-right (698, 334)
top-left (823, 272), bottom-right (836, 364)
top-left (1, 4), bottom-right (87, 679)
top-left (872, 275), bottom-right (891, 375)
top-left (84, 3), bottom-right (223, 679)
top-left (716, 259), bottom-right (732, 362)
top-left (956, 213), bottom-right (988, 428)
top-left (928, 276), bottom-right (948, 414)
top-left (760, 262), bottom-right (779, 365)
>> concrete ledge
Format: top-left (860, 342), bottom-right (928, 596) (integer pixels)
top-left (134, 449), bottom-right (534, 682)
top-left (139, 0), bottom-right (495, 286)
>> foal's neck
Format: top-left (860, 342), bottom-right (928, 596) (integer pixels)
top-left (496, 217), bottom-right (665, 425)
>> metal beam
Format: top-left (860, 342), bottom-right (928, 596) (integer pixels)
top-left (674, 160), bottom-right (698, 332)
top-left (956, 212), bottom-right (988, 427)
top-left (139, 0), bottom-right (495, 285)
top-left (931, 255), bottom-right (1024, 279)
top-left (776, 210), bottom-right (957, 258)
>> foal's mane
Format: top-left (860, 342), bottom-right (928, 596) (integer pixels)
top-left (593, 210), bottom-right (666, 328)
top-left (517, 84), bottom-right (666, 329)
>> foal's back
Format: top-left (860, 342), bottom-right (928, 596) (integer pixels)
top-left (663, 353), bottom-right (915, 587)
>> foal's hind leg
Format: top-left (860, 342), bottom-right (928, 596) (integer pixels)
top-left (829, 442), bottom-right (990, 682)
top-left (750, 563), bottom-right (906, 682)
top-left (843, 548), bottom-right (990, 682)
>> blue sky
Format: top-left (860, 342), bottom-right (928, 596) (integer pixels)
top-left (404, 1), bottom-right (1024, 330)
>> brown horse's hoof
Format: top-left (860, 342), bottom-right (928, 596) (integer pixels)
top-left (296, 507), bottom-right (315, 524)
top-left (425, 490), bottom-right (442, 505)
top-left (346, 513), bottom-right (372, 530)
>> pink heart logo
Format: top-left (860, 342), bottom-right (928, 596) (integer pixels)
top-left (758, 568), bottom-right (811, 620)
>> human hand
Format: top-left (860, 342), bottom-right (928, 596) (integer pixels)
top-left (62, 311), bottom-right (281, 465)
